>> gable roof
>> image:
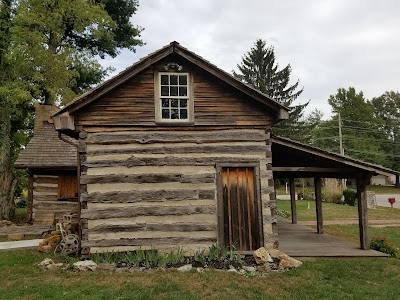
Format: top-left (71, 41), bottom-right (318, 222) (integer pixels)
top-left (271, 134), bottom-right (400, 177)
top-left (53, 41), bottom-right (289, 119)
top-left (15, 122), bottom-right (77, 169)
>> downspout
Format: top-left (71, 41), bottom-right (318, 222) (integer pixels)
top-left (58, 132), bottom-right (81, 242)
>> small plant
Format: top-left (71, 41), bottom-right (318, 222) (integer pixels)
top-left (228, 245), bottom-right (235, 262)
top-left (15, 198), bottom-right (28, 208)
top-left (370, 237), bottom-right (398, 257)
top-left (208, 244), bottom-right (220, 262)
top-left (194, 249), bottom-right (206, 265)
top-left (144, 249), bottom-right (159, 268)
top-left (157, 253), bottom-right (168, 269)
top-left (165, 247), bottom-right (185, 265)
top-left (136, 247), bottom-right (145, 263)
top-left (343, 189), bottom-right (357, 206)
top-left (277, 209), bottom-right (291, 219)
top-left (124, 251), bottom-right (138, 265)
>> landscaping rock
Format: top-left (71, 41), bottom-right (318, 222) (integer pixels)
top-left (266, 247), bottom-right (280, 259)
top-left (177, 264), bottom-right (192, 272)
top-left (242, 266), bottom-right (256, 273)
top-left (115, 267), bottom-right (130, 273)
top-left (0, 220), bottom-right (14, 227)
top-left (227, 265), bottom-right (238, 273)
top-left (73, 260), bottom-right (97, 272)
top-left (278, 252), bottom-right (302, 270)
top-left (196, 267), bottom-right (205, 273)
top-left (97, 263), bottom-right (116, 272)
top-left (256, 264), bottom-right (271, 273)
top-left (38, 258), bottom-right (64, 270)
top-left (253, 247), bottom-right (273, 264)
top-left (38, 258), bottom-right (55, 268)
top-left (129, 267), bottom-right (145, 273)
top-left (47, 263), bottom-right (64, 270)
top-left (7, 233), bottom-right (24, 241)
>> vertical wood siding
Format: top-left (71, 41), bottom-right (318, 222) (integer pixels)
top-left (222, 167), bottom-right (261, 251)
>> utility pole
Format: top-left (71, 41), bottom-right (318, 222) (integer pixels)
top-left (338, 112), bottom-right (346, 190)
top-left (338, 112), bottom-right (344, 156)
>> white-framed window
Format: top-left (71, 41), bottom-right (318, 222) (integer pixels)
top-left (158, 72), bottom-right (189, 121)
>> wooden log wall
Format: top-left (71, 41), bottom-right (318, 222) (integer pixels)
top-left (32, 174), bottom-right (78, 225)
top-left (79, 128), bottom-right (276, 253)
top-left (73, 63), bottom-right (274, 127)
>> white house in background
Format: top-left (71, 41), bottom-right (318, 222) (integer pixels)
top-left (370, 174), bottom-right (396, 186)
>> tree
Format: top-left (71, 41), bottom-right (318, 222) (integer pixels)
top-left (9, 0), bottom-right (143, 105)
top-left (0, 0), bottom-right (32, 219)
top-left (371, 91), bottom-right (400, 170)
top-left (312, 87), bottom-right (386, 166)
top-left (0, 0), bottom-right (143, 219)
top-left (233, 39), bottom-right (308, 140)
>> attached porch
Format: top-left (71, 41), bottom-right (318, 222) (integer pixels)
top-left (277, 217), bottom-right (388, 258)
top-left (271, 135), bottom-right (400, 252)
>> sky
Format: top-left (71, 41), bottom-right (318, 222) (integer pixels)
top-left (101, 0), bottom-right (400, 119)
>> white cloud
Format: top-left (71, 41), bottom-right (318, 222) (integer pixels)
top-left (101, 0), bottom-right (400, 119)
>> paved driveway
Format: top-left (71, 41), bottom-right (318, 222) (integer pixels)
top-left (277, 193), bottom-right (400, 208)
top-left (375, 194), bottom-right (400, 208)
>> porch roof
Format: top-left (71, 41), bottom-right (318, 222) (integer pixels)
top-left (271, 135), bottom-right (400, 179)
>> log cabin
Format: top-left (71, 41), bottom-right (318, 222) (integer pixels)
top-left (15, 104), bottom-right (78, 225)
top-left (51, 41), bottom-right (400, 254)
top-left (53, 41), bottom-right (288, 254)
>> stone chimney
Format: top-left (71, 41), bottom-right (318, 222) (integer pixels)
top-left (34, 103), bottom-right (59, 131)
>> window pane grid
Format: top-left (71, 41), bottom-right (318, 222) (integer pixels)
top-left (160, 73), bottom-right (189, 120)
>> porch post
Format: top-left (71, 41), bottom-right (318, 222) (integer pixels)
top-left (356, 174), bottom-right (371, 249)
top-left (289, 178), bottom-right (297, 224)
top-left (314, 177), bottom-right (323, 234)
top-left (396, 174), bottom-right (400, 188)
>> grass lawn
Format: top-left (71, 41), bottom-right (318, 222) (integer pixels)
top-left (13, 207), bottom-right (28, 224)
top-left (367, 185), bottom-right (400, 194)
top-left (276, 184), bottom-right (400, 195)
top-left (0, 250), bottom-right (400, 300)
top-left (276, 200), bottom-right (400, 221)
top-left (323, 225), bottom-right (400, 250)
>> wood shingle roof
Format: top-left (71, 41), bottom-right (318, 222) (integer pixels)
top-left (15, 122), bottom-right (77, 169)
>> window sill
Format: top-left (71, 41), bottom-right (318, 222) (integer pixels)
top-left (155, 121), bottom-right (194, 126)
top-left (58, 197), bottom-right (78, 202)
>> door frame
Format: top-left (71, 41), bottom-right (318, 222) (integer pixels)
top-left (216, 162), bottom-right (264, 251)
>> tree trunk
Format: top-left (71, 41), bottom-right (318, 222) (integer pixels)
top-left (0, 100), bottom-right (15, 220)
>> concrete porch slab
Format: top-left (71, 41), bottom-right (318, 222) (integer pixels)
top-left (277, 217), bottom-right (389, 258)
top-left (0, 239), bottom-right (42, 251)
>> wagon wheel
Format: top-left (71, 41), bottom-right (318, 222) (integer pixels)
top-left (60, 234), bottom-right (80, 256)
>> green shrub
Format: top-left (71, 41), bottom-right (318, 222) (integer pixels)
top-left (370, 237), bottom-right (398, 257)
top-left (322, 191), bottom-right (343, 204)
top-left (343, 189), bottom-right (357, 206)
top-left (15, 198), bottom-right (28, 208)
top-left (277, 209), bottom-right (291, 219)
top-left (303, 192), bottom-right (314, 201)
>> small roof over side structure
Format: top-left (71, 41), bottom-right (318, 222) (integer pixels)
top-left (271, 134), bottom-right (400, 179)
top-left (53, 41), bottom-right (289, 131)
top-left (15, 122), bottom-right (77, 170)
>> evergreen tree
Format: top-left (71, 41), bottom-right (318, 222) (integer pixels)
top-left (233, 39), bottom-right (308, 140)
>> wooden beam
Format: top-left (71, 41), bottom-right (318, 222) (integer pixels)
top-left (289, 178), bottom-right (297, 224)
top-left (314, 177), bottom-right (323, 234)
top-left (271, 137), bottom-right (384, 174)
top-left (357, 174), bottom-right (372, 250)
top-left (272, 167), bottom-right (363, 173)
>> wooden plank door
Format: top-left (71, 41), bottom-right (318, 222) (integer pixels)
top-left (221, 167), bottom-right (261, 251)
